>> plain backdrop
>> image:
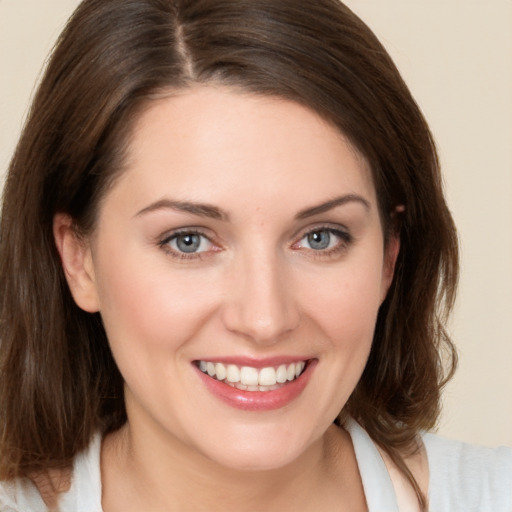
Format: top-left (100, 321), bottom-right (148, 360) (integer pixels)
top-left (1, 0), bottom-right (511, 447)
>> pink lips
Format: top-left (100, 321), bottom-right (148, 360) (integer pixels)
top-left (194, 359), bottom-right (317, 411)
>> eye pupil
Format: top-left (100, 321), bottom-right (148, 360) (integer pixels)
top-left (307, 230), bottom-right (330, 250)
top-left (176, 234), bottom-right (201, 253)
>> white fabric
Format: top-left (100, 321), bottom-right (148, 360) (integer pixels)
top-left (1, 423), bottom-right (511, 511)
top-left (423, 431), bottom-right (512, 512)
top-left (0, 434), bottom-right (102, 512)
top-left (345, 418), bottom-right (512, 512)
top-left (345, 419), bottom-right (399, 511)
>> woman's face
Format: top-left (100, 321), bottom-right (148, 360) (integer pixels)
top-left (68, 86), bottom-right (398, 470)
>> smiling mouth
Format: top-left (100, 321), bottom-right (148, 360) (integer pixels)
top-left (195, 360), bottom-right (309, 392)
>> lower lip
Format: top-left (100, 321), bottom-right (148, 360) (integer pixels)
top-left (194, 360), bottom-right (317, 411)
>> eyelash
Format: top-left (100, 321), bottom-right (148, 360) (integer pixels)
top-left (292, 225), bottom-right (353, 259)
top-left (158, 229), bottom-right (216, 260)
top-left (157, 225), bottom-right (353, 261)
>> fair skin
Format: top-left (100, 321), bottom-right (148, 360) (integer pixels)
top-left (54, 86), bottom-right (406, 511)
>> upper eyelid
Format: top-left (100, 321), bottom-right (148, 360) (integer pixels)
top-left (159, 227), bottom-right (214, 243)
top-left (293, 223), bottom-right (351, 241)
top-left (156, 223), bottom-right (352, 249)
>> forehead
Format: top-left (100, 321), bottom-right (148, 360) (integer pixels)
top-left (106, 86), bottom-right (376, 218)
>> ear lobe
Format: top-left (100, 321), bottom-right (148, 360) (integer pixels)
top-left (53, 214), bottom-right (100, 313)
top-left (380, 233), bottom-right (400, 303)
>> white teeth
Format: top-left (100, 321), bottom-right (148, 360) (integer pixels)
top-left (240, 366), bottom-right (259, 386)
top-left (215, 363), bottom-right (226, 381)
top-left (226, 364), bottom-right (240, 383)
top-left (258, 367), bottom-right (277, 386)
top-left (198, 360), bottom-right (307, 391)
top-left (206, 362), bottom-right (216, 377)
top-left (287, 364), bottom-right (296, 381)
top-left (276, 364), bottom-right (288, 383)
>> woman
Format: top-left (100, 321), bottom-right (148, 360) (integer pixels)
top-left (0, 0), bottom-right (510, 510)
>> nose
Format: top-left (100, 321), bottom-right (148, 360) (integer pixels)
top-left (221, 249), bottom-right (300, 345)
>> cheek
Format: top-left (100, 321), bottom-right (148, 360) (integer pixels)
top-left (300, 260), bottom-right (384, 347)
top-left (93, 251), bottom-right (219, 359)
top-left (287, 262), bottom-right (384, 426)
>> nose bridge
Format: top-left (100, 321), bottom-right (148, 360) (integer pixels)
top-left (223, 243), bottom-right (299, 344)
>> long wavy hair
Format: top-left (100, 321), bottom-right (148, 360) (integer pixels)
top-left (0, 0), bottom-right (458, 508)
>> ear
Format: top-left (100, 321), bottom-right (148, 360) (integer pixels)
top-left (53, 214), bottom-right (100, 313)
top-left (380, 231), bottom-right (400, 303)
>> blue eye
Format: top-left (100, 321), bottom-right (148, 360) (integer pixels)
top-left (296, 227), bottom-right (351, 254)
top-left (165, 232), bottom-right (213, 254)
top-left (306, 230), bottom-right (332, 250)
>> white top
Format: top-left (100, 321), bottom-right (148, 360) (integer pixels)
top-left (0, 433), bottom-right (102, 512)
top-left (1, 422), bottom-right (511, 511)
top-left (345, 419), bottom-right (512, 512)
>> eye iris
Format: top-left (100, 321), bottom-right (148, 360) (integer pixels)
top-left (176, 234), bottom-right (201, 253)
top-left (307, 230), bottom-right (330, 250)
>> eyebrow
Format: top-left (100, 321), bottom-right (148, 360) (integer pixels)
top-left (294, 194), bottom-right (370, 219)
top-left (135, 194), bottom-right (370, 222)
top-left (135, 199), bottom-right (229, 221)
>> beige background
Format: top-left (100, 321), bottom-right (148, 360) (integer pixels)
top-left (1, 1), bottom-right (511, 446)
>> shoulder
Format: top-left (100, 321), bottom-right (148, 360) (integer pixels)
top-left (0, 477), bottom-right (47, 512)
top-left (0, 432), bottom-right (103, 512)
top-left (423, 432), bottom-right (512, 512)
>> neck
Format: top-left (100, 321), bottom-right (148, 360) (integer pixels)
top-left (101, 421), bottom-right (365, 512)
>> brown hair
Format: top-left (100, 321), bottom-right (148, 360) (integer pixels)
top-left (0, 0), bottom-right (458, 507)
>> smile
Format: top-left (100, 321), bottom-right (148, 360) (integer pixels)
top-left (197, 360), bottom-right (307, 391)
top-left (193, 358), bottom-right (316, 411)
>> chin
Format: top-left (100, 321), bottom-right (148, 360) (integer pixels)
top-left (192, 423), bottom-right (315, 472)
top-left (206, 447), bottom-right (302, 473)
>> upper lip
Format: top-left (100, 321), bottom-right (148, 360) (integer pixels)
top-left (193, 356), bottom-right (314, 368)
